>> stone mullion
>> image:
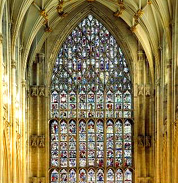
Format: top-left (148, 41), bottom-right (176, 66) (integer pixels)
top-left (11, 59), bottom-right (17, 183)
top-left (167, 59), bottom-right (173, 183)
top-left (0, 34), bottom-right (4, 183)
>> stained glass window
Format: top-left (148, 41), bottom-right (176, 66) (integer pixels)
top-left (50, 14), bottom-right (133, 183)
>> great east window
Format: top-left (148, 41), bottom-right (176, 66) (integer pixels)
top-left (50, 15), bottom-right (133, 183)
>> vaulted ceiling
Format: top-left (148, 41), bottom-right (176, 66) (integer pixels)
top-left (0, 0), bottom-right (173, 79)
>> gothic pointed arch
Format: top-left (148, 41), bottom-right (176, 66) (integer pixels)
top-left (49, 14), bottom-right (133, 183)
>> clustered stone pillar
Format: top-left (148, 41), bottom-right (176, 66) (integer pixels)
top-left (134, 49), bottom-right (152, 183)
top-left (0, 33), bottom-right (4, 183)
top-left (167, 59), bottom-right (173, 183)
top-left (29, 53), bottom-right (46, 183)
top-left (11, 59), bottom-right (17, 183)
top-left (22, 80), bottom-right (26, 183)
top-left (156, 78), bottom-right (161, 183)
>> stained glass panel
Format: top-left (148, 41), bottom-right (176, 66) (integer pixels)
top-left (107, 169), bottom-right (114, 183)
top-left (51, 169), bottom-right (59, 183)
top-left (50, 14), bottom-right (132, 119)
top-left (51, 121), bottom-right (59, 167)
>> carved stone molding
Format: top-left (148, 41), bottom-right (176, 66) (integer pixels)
top-left (138, 135), bottom-right (144, 147)
top-left (31, 85), bottom-right (46, 97)
top-left (38, 177), bottom-right (45, 183)
top-left (138, 84), bottom-right (144, 96)
top-left (39, 86), bottom-right (45, 96)
top-left (22, 80), bottom-right (26, 88)
top-left (11, 59), bottom-right (17, 69)
top-left (30, 135), bottom-right (38, 148)
top-left (0, 34), bottom-right (3, 43)
top-left (38, 135), bottom-right (45, 148)
top-left (31, 86), bottom-right (38, 97)
top-left (145, 84), bottom-right (151, 96)
top-left (37, 53), bottom-right (45, 63)
top-left (30, 135), bottom-right (45, 148)
top-left (137, 50), bottom-right (145, 61)
top-left (145, 136), bottom-right (151, 147)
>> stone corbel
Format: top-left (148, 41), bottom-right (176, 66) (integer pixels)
top-left (138, 135), bottom-right (144, 147)
top-left (30, 135), bottom-right (38, 148)
top-left (31, 86), bottom-right (38, 97)
top-left (38, 135), bottom-right (45, 148)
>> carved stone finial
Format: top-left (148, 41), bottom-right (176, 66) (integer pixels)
top-left (138, 135), bottom-right (144, 147)
top-left (38, 135), bottom-right (45, 148)
top-left (30, 135), bottom-right (38, 148)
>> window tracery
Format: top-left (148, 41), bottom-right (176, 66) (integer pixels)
top-left (50, 14), bottom-right (133, 183)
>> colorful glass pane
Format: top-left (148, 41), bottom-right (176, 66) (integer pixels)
top-left (79, 120), bottom-right (86, 167)
top-left (51, 169), bottom-right (59, 183)
top-left (107, 169), bottom-right (114, 183)
top-left (115, 120), bottom-right (123, 167)
top-left (88, 169), bottom-right (95, 183)
top-left (69, 169), bottom-right (76, 183)
top-left (97, 169), bottom-right (104, 183)
top-left (107, 120), bottom-right (114, 166)
top-left (124, 169), bottom-right (132, 183)
top-left (51, 121), bottom-right (59, 167)
top-left (60, 169), bottom-right (67, 183)
top-left (124, 120), bottom-right (132, 166)
top-left (115, 169), bottom-right (123, 183)
top-left (79, 169), bottom-right (87, 183)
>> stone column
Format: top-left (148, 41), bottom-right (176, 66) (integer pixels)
top-left (11, 59), bottom-right (17, 183)
top-left (22, 80), bottom-right (26, 183)
top-left (167, 59), bottom-right (173, 183)
top-left (0, 33), bottom-right (4, 183)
